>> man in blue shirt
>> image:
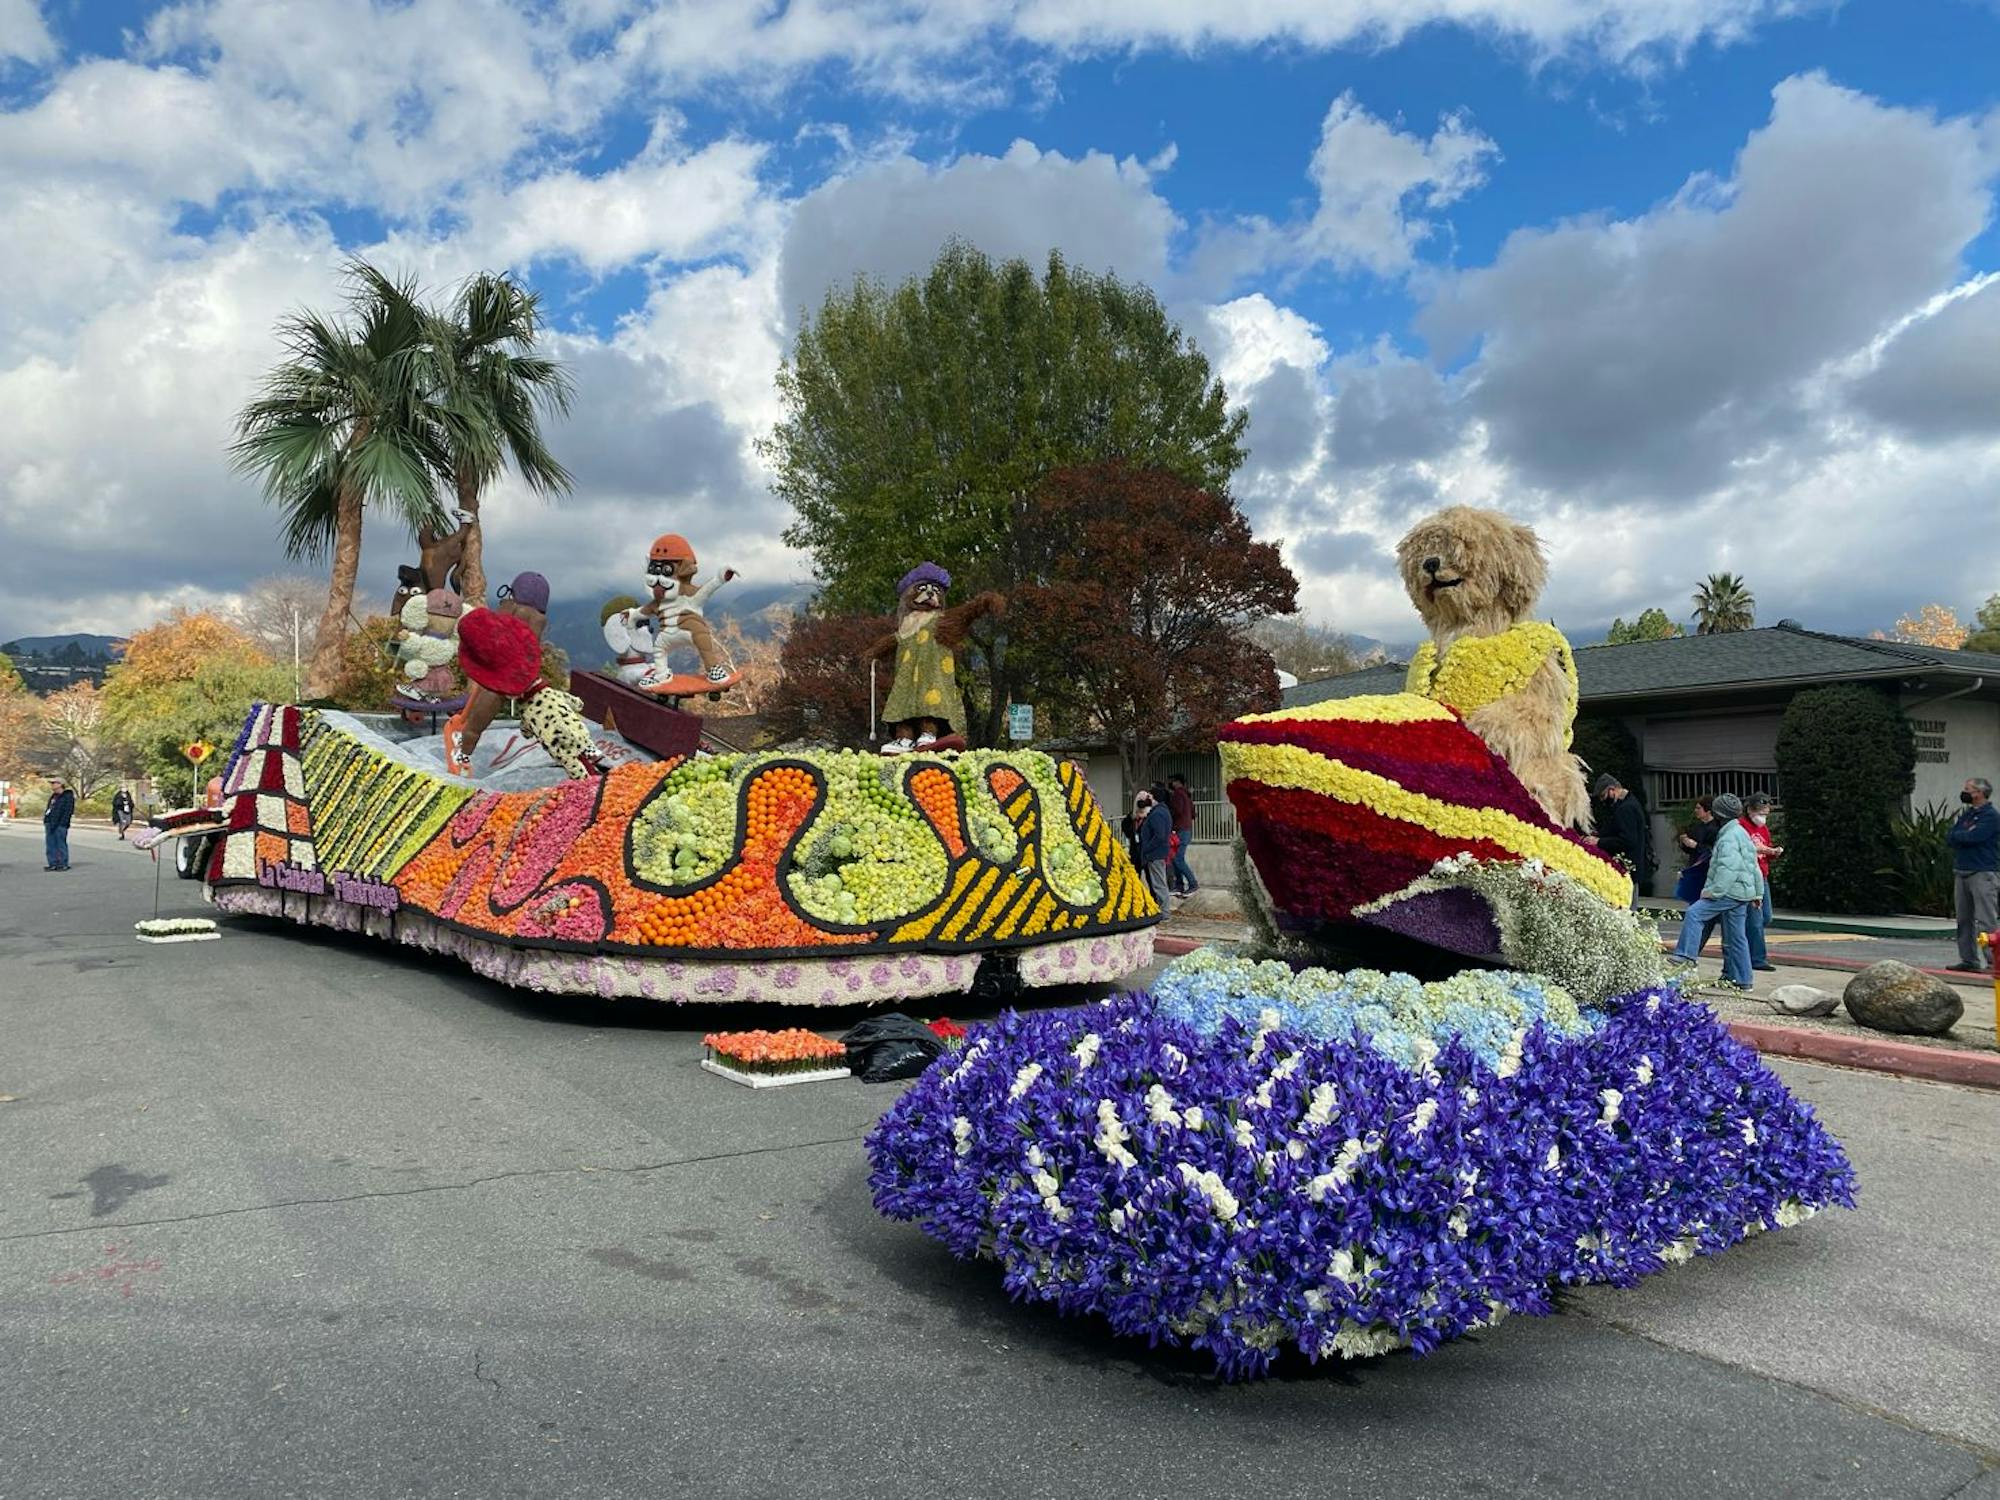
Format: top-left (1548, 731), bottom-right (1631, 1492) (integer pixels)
top-left (1947, 776), bottom-right (1997, 973)
top-left (43, 776), bottom-right (74, 872)
top-left (1135, 790), bottom-right (1173, 912)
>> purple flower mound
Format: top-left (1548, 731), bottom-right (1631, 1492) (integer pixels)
top-left (867, 987), bottom-right (1855, 1380)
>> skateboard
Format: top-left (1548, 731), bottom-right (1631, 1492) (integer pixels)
top-left (638, 667), bottom-right (741, 702)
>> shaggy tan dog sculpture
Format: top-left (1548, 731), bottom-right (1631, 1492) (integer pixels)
top-left (1395, 506), bottom-right (1592, 831)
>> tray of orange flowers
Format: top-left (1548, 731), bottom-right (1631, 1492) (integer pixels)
top-left (701, 1028), bottom-right (851, 1088)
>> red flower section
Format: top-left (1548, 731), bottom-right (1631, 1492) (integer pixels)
top-left (1228, 778), bottom-right (1517, 921)
top-left (927, 1017), bottom-right (968, 1040)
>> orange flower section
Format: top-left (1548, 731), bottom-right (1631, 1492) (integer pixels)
top-left (616, 764), bottom-right (876, 951)
top-left (908, 765), bottom-right (968, 858)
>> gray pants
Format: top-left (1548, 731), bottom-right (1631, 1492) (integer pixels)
top-left (1957, 870), bottom-right (1999, 968)
top-left (1144, 859), bottom-right (1171, 911)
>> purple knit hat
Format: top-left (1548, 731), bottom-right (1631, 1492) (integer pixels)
top-left (498, 571), bottom-right (550, 612)
top-left (897, 562), bottom-right (951, 598)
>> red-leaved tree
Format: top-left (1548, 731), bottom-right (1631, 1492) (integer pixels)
top-left (1015, 461), bottom-right (1298, 787)
top-left (763, 610), bottom-right (896, 747)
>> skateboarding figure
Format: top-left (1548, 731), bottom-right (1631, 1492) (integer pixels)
top-left (615, 534), bottom-right (741, 697)
top-left (864, 562), bottom-right (1003, 755)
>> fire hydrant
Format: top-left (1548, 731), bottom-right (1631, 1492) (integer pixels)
top-left (1981, 930), bottom-right (1999, 1049)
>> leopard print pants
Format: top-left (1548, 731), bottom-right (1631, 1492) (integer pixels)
top-left (522, 687), bottom-right (601, 780)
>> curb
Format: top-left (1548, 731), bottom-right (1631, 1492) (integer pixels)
top-left (1154, 934), bottom-right (1204, 957)
top-left (1677, 945), bottom-right (1995, 990)
top-left (1727, 1020), bottom-right (2000, 1092)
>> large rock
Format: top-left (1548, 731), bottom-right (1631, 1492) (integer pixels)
top-left (1842, 961), bottom-right (1963, 1037)
top-left (1767, 984), bottom-right (1840, 1018)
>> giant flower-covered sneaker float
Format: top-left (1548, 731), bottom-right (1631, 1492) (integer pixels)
top-left (1219, 693), bottom-right (1643, 983)
top-left (203, 704), bottom-right (1158, 1004)
top-left (868, 950), bottom-right (1855, 1380)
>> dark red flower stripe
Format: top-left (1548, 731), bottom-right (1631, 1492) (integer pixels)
top-left (1228, 779), bottom-right (1519, 919)
top-left (1222, 713), bottom-right (1617, 871)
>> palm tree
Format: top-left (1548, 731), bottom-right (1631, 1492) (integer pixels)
top-left (1692, 572), bottom-right (1756, 634)
top-left (426, 273), bottom-right (574, 605)
top-left (231, 263), bottom-right (450, 696)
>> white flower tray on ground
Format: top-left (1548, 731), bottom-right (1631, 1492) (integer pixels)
top-left (700, 1059), bottom-right (852, 1089)
top-left (135, 924), bottom-right (221, 945)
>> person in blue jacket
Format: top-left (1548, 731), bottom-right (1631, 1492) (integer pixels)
top-left (1670, 792), bottom-right (1759, 987)
top-left (1947, 777), bottom-right (1997, 972)
top-left (1135, 789), bottom-right (1173, 912)
top-left (43, 775), bottom-right (74, 872)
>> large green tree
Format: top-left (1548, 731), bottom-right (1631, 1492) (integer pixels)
top-left (765, 241), bottom-right (1248, 744)
top-left (427, 273), bottom-right (575, 606)
top-left (1602, 607), bottom-right (1684, 645)
top-left (232, 263), bottom-right (451, 695)
top-left (1691, 572), bottom-right (1756, 634)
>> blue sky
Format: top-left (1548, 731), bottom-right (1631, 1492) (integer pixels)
top-left (3, 0), bottom-right (1998, 648)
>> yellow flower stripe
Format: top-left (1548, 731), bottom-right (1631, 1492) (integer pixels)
top-left (1220, 739), bottom-right (1631, 907)
top-left (1235, 693), bottom-right (1457, 727)
top-left (1404, 622), bottom-right (1578, 739)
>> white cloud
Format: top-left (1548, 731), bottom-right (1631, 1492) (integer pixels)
top-left (464, 129), bottom-right (770, 274)
top-left (1302, 94), bottom-right (1498, 275)
top-left (778, 139), bottom-right (1179, 325)
top-left (0, 0), bottom-right (54, 65)
top-left (1418, 73), bottom-right (1995, 499)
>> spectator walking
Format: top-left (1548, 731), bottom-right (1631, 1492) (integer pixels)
top-left (111, 786), bottom-right (135, 841)
top-left (43, 776), bottom-right (74, 872)
top-left (1738, 793), bottom-right (1782, 972)
top-left (1671, 792), bottom-right (1758, 987)
top-left (1165, 773), bottom-right (1199, 896)
top-left (1135, 789), bottom-right (1173, 912)
top-left (1948, 776), bottom-right (1998, 973)
top-left (1591, 772), bottom-right (1649, 906)
top-left (1673, 795), bottom-right (1720, 903)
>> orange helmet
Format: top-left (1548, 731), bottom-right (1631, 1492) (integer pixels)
top-left (649, 533), bottom-right (695, 565)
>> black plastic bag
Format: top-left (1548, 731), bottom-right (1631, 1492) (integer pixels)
top-left (840, 1014), bottom-right (947, 1083)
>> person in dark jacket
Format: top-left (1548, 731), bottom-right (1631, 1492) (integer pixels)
top-left (1673, 795), bottom-right (1719, 904)
top-left (1135, 790), bottom-right (1173, 911)
top-left (1165, 773), bottom-right (1199, 896)
top-left (111, 786), bottom-right (135, 840)
top-left (43, 776), bottom-right (75, 871)
top-left (1948, 776), bottom-right (1998, 972)
top-left (1591, 772), bottom-right (1648, 907)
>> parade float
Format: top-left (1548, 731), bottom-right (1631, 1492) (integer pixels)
top-left (868, 506), bottom-right (1855, 1378)
top-left (197, 544), bottom-right (1158, 1005)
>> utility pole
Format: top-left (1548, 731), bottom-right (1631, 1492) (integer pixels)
top-left (291, 606), bottom-right (302, 703)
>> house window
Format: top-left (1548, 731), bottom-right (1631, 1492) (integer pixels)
top-left (1647, 768), bottom-right (1782, 808)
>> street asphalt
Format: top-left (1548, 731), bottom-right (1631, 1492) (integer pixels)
top-left (2, 821), bottom-right (1997, 1499)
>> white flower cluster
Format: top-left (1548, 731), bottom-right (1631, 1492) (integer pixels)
top-left (1176, 1162), bottom-right (1241, 1222)
top-left (1071, 1033), bottom-right (1102, 1071)
top-left (1305, 1136), bottom-right (1369, 1202)
top-left (1008, 1062), bottom-right (1043, 1101)
top-left (1094, 1099), bottom-right (1137, 1170)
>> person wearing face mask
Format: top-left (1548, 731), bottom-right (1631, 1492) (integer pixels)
top-left (1947, 777), bottom-right (1998, 973)
top-left (1737, 793), bottom-right (1782, 972)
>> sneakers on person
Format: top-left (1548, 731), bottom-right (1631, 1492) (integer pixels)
top-left (1752, 963), bottom-right (1778, 972)
top-left (1947, 962), bottom-right (1990, 973)
top-left (914, 731), bottom-right (938, 748)
top-left (706, 665), bottom-right (732, 683)
top-left (881, 737), bottom-right (914, 756)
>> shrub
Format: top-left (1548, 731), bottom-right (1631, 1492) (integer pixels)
top-left (1771, 686), bottom-right (1915, 914)
top-left (1887, 802), bottom-right (1956, 918)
